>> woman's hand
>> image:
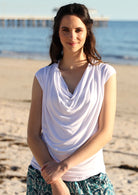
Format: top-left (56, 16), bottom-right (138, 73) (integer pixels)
top-left (51, 178), bottom-right (70, 195)
top-left (41, 161), bottom-right (68, 184)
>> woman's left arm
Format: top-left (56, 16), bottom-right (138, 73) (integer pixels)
top-left (42, 74), bottom-right (116, 183)
top-left (64, 73), bottom-right (116, 169)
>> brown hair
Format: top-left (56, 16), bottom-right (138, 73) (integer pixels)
top-left (49, 3), bottom-right (101, 65)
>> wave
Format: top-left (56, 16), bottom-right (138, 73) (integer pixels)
top-left (124, 40), bottom-right (138, 45)
top-left (0, 50), bottom-right (137, 65)
top-left (102, 54), bottom-right (138, 65)
top-left (103, 54), bottom-right (138, 61)
top-left (0, 50), bottom-right (50, 60)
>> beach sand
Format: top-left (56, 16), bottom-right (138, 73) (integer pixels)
top-left (0, 58), bottom-right (138, 194)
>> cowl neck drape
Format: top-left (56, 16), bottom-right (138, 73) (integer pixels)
top-left (31, 62), bottom-right (116, 181)
top-left (56, 62), bottom-right (89, 97)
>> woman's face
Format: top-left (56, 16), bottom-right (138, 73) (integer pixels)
top-left (59, 15), bottom-right (87, 54)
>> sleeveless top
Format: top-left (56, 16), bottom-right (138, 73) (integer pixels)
top-left (30, 62), bottom-right (116, 181)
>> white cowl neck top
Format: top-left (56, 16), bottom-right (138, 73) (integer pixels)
top-left (31, 62), bottom-right (116, 181)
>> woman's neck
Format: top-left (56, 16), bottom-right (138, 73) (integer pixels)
top-left (59, 50), bottom-right (87, 70)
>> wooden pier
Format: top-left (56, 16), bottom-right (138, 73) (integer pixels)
top-left (0, 16), bottom-right (53, 28)
top-left (93, 17), bottom-right (109, 27)
top-left (0, 15), bottom-right (109, 28)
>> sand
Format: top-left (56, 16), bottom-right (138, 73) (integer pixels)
top-left (0, 57), bottom-right (138, 195)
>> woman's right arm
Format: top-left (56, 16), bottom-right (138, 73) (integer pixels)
top-left (27, 76), bottom-right (70, 194)
top-left (27, 76), bottom-right (53, 167)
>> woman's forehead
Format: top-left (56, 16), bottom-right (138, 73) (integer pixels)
top-left (59, 15), bottom-right (86, 28)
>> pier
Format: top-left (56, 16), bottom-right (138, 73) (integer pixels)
top-left (93, 17), bottom-right (109, 27)
top-left (0, 15), bottom-right (109, 28)
top-left (0, 16), bottom-right (53, 28)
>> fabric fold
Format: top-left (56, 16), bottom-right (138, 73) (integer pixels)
top-left (32, 62), bottom-right (116, 181)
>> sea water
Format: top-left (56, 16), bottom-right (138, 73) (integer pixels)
top-left (0, 21), bottom-right (138, 65)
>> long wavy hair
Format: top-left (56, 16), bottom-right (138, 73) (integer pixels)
top-left (49, 3), bottom-right (101, 65)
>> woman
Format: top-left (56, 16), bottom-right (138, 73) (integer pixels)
top-left (27, 3), bottom-right (116, 195)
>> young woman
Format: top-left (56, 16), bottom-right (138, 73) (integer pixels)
top-left (27, 3), bottom-right (116, 195)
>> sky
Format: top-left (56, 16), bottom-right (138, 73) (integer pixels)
top-left (0, 0), bottom-right (138, 21)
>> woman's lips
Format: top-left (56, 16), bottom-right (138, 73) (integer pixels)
top-left (68, 42), bottom-right (77, 46)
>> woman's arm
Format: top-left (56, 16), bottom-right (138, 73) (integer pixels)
top-left (42, 74), bottom-right (116, 183)
top-left (64, 74), bottom-right (117, 169)
top-left (27, 77), bottom-right (70, 194)
top-left (27, 76), bottom-right (53, 167)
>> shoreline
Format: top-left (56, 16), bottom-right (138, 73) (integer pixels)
top-left (0, 57), bottom-right (138, 194)
top-left (0, 56), bottom-right (138, 67)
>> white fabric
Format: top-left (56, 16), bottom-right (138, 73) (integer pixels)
top-left (31, 62), bottom-right (116, 181)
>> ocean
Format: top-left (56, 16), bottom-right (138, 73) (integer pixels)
top-left (0, 21), bottom-right (138, 65)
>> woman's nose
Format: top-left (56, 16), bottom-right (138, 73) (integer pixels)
top-left (69, 30), bottom-right (76, 39)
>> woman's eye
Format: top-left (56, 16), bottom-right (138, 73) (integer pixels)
top-left (76, 29), bottom-right (82, 33)
top-left (62, 29), bottom-right (69, 32)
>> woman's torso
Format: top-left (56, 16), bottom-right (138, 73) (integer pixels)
top-left (30, 62), bottom-right (116, 181)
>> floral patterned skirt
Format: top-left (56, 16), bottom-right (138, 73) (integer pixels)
top-left (26, 165), bottom-right (115, 195)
